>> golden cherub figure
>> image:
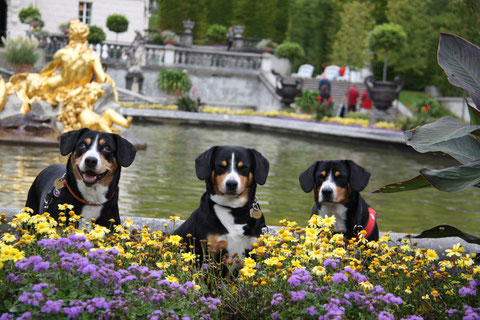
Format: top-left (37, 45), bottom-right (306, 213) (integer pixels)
top-left (0, 20), bottom-right (132, 133)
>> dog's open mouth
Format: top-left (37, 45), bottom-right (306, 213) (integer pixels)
top-left (79, 168), bottom-right (108, 185)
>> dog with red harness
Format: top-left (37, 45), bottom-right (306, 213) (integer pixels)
top-left (299, 160), bottom-right (378, 241)
top-left (25, 128), bottom-right (137, 229)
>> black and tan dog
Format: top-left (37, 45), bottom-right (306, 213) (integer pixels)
top-left (25, 128), bottom-right (137, 229)
top-left (175, 146), bottom-right (269, 261)
top-left (299, 160), bottom-right (378, 241)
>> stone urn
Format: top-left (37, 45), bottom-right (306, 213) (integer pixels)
top-left (364, 75), bottom-right (404, 111)
top-left (273, 71), bottom-right (303, 108)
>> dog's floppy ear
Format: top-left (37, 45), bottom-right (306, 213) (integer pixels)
top-left (60, 128), bottom-right (90, 156)
top-left (195, 146), bottom-right (217, 180)
top-left (299, 161), bottom-right (320, 193)
top-left (114, 135), bottom-right (137, 167)
top-left (249, 148), bottom-right (269, 185)
top-left (346, 160), bottom-right (371, 192)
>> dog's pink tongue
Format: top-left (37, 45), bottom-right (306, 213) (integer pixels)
top-left (84, 171), bottom-right (97, 183)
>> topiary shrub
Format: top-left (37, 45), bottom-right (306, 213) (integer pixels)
top-left (106, 14), bottom-right (129, 42)
top-left (18, 5), bottom-right (41, 24)
top-left (274, 41), bottom-right (305, 63)
top-left (152, 34), bottom-right (164, 45)
top-left (87, 25), bottom-right (106, 44)
top-left (206, 24), bottom-right (227, 44)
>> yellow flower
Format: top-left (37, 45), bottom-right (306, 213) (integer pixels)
top-left (1, 233), bottom-right (16, 243)
top-left (405, 286), bottom-right (412, 294)
top-left (312, 266), bottom-right (326, 276)
top-left (445, 243), bottom-right (462, 257)
top-left (421, 294), bottom-right (430, 300)
top-left (473, 265), bottom-right (480, 274)
top-left (431, 289), bottom-right (440, 297)
top-left (169, 216), bottom-right (180, 222)
top-left (167, 235), bottom-right (182, 245)
top-left (181, 252), bottom-right (196, 262)
top-left (21, 234), bottom-right (36, 244)
top-left (360, 281), bottom-right (373, 291)
top-left (291, 259), bottom-right (303, 269)
top-left (244, 257), bottom-right (256, 268)
top-left (264, 257), bottom-right (279, 266)
top-left (240, 267), bottom-right (256, 278)
top-left (123, 219), bottom-right (133, 228)
top-left (333, 247), bottom-right (346, 258)
top-left (321, 215), bottom-right (336, 228)
top-left (425, 249), bottom-right (438, 261)
top-left (89, 225), bottom-right (110, 240)
top-left (166, 275), bottom-right (178, 283)
top-left (156, 262), bottom-right (170, 269)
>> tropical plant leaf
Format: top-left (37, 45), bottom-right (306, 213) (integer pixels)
top-left (420, 160), bottom-right (480, 192)
top-left (408, 135), bottom-right (480, 164)
top-left (438, 33), bottom-right (480, 100)
top-left (414, 225), bottom-right (480, 245)
top-left (372, 174), bottom-right (431, 193)
top-left (468, 100), bottom-right (480, 126)
top-left (404, 116), bottom-right (480, 149)
top-left (471, 92), bottom-right (480, 112)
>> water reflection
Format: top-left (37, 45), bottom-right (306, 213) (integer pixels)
top-left (0, 123), bottom-right (479, 234)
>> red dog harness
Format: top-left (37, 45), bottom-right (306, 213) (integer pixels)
top-left (354, 208), bottom-right (377, 241)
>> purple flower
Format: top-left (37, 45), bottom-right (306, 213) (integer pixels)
top-left (119, 274), bottom-right (137, 284)
top-left (272, 311), bottom-right (279, 319)
top-left (323, 258), bottom-right (339, 269)
top-left (381, 293), bottom-right (403, 305)
top-left (41, 300), bottom-right (63, 314)
top-left (199, 296), bottom-right (221, 311)
top-left (5, 273), bottom-right (24, 285)
top-left (80, 264), bottom-right (97, 275)
top-left (401, 316), bottom-right (424, 320)
top-left (463, 305), bottom-right (480, 320)
top-left (459, 280), bottom-right (478, 297)
top-left (63, 306), bottom-right (84, 319)
top-left (15, 255), bottom-right (42, 270)
top-left (16, 312), bottom-right (32, 320)
top-left (290, 290), bottom-right (307, 301)
top-left (32, 283), bottom-right (49, 291)
top-left (331, 272), bottom-right (348, 284)
top-left (33, 261), bottom-right (50, 273)
top-left (288, 269), bottom-right (312, 288)
top-left (446, 309), bottom-right (458, 317)
top-left (305, 306), bottom-right (317, 316)
top-left (270, 293), bottom-right (284, 306)
top-left (184, 281), bottom-right (195, 289)
top-left (378, 311), bottom-right (395, 320)
top-left (0, 314), bottom-right (13, 320)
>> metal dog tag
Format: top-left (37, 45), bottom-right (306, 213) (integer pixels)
top-left (252, 208), bottom-right (263, 219)
top-left (251, 197), bottom-right (263, 219)
top-left (54, 178), bottom-right (64, 190)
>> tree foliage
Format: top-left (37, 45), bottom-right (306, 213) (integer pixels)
top-left (274, 41), bottom-right (304, 62)
top-left (18, 5), bottom-right (41, 24)
top-left (331, 1), bottom-right (374, 70)
top-left (106, 14), bottom-right (129, 34)
top-left (87, 25), bottom-right (106, 44)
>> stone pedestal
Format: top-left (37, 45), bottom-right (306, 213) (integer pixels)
top-left (125, 72), bottom-right (144, 94)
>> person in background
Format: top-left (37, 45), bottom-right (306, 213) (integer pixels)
top-left (317, 84), bottom-right (331, 106)
top-left (227, 27), bottom-right (234, 51)
top-left (344, 84), bottom-right (359, 113)
top-left (317, 73), bottom-right (331, 96)
top-left (360, 90), bottom-right (372, 111)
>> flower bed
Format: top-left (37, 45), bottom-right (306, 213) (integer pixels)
top-left (120, 104), bottom-right (401, 130)
top-left (1, 207), bottom-right (477, 319)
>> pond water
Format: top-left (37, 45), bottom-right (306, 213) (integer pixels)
top-left (0, 123), bottom-right (479, 235)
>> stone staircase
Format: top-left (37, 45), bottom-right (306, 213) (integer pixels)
top-left (287, 76), bottom-right (367, 107)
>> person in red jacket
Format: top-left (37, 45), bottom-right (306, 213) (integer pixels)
top-left (344, 84), bottom-right (359, 112)
top-left (360, 90), bottom-right (372, 110)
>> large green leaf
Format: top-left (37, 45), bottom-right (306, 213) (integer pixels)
top-left (408, 135), bottom-right (480, 164)
top-left (468, 100), bottom-right (480, 126)
top-left (438, 33), bottom-right (480, 99)
top-left (372, 174), bottom-right (431, 193)
top-left (420, 160), bottom-right (480, 192)
top-left (404, 117), bottom-right (480, 147)
top-left (414, 225), bottom-right (480, 245)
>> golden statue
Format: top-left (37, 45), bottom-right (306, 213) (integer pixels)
top-left (0, 20), bottom-right (132, 133)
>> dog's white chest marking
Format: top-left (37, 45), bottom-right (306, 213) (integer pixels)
top-left (214, 204), bottom-right (257, 260)
top-left (318, 203), bottom-right (348, 233)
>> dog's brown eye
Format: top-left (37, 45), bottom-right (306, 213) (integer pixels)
top-left (221, 161), bottom-right (227, 167)
top-left (321, 171), bottom-right (326, 177)
top-left (335, 171), bottom-right (340, 177)
top-left (237, 161), bottom-right (244, 168)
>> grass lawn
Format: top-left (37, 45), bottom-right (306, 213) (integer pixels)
top-left (398, 90), bottom-right (432, 107)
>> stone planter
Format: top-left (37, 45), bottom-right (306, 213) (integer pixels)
top-left (274, 72), bottom-right (303, 108)
top-left (364, 75), bottom-right (404, 111)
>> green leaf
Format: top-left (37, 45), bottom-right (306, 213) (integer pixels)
top-left (414, 225), bottom-right (480, 244)
top-left (468, 100), bottom-right (480, 126)
top-left (408, 135), bottom-right (480, 164)
top-left (420, 160), bottom-right (480, 192)
top-left (438, 33), bottom-right (480, 99)
top-left (405, 116), bottom-right (480, 147)
top-left (372, 174), bottom-right (431, 193)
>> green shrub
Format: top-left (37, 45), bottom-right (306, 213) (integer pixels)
top-left (152, 34), bottom-right (164, 45)
top-left (87, 25), bottom-right (106, 44)
top-left (256, 39), bottom-right (277, 52)
top-left (18, 5), bottom-right (41, 24)
top-left (175, 95), bottom-right (204, 112)
top-left (294, 90), bottom-right (318, 113)
top-left (157, 70), bottom-right (192, 95)
top-left (3, 36), bottom-right (39, 66)
top-left (160, 30), bottom-right (179, 45)
top-left (409, 97), bottom-right (451, 119)
top-left (206, 24), bottom-right (227, 44)
top-left (274, 41), bottom-right (305, 62)
top-left (106, 14), bottom-right (129, 34)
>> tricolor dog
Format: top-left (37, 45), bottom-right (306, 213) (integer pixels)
top-left (299, 160), bottom-right (378, 241)
top-left (25, 128), bottom-right (137, 229)
top-left (175, 146), bottom-right (269, 261)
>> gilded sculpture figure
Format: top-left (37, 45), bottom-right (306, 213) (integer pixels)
top-left (0, 20), bottom-right (132, 133)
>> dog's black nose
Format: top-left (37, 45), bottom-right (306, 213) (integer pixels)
top-left (322, 188), bottom-right (333, 199)
top-left (85, 157), bottom-right (98, 168)
top-left (226, 180), bottom-right (238, 191)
